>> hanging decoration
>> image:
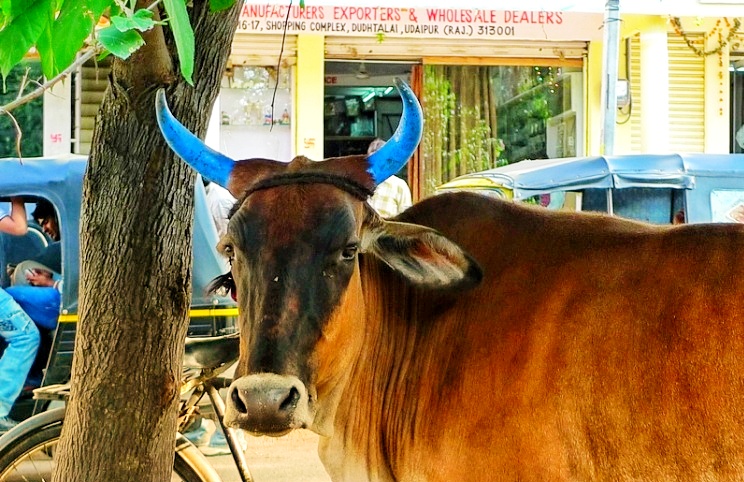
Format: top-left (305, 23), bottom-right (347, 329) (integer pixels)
top-left (670, 17), bottom-right (743, 117)
top-left (669, 17), bottom-right (741, 57)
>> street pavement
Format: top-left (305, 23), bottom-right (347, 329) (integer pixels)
top-left (206, 429), bottom-right (331, 482)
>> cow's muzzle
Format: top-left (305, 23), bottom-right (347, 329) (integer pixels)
top-left (224, 373), bottom-right (312, 435)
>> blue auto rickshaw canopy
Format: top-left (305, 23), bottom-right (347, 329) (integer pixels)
top-left (439, 153), bottom-right (744, 199)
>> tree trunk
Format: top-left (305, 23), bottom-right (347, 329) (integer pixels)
top-left (52, 2), bottom-right (240, 481)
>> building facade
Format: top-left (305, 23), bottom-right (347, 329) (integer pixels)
top-left (36, 1), bottom-right (744, 200)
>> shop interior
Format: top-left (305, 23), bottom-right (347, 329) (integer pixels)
top-left (323, 61), bottom-right (415, 158)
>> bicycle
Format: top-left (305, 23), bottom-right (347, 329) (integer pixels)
top-left (0, 332), bottom-right (253, 482)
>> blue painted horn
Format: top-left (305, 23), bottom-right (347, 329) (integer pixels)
top-left (155, 77), bottom-right (422, 187)
top-left (155, 89), bottom-right (235, 188)
top-left (366, 78), bottom-right (423, 184)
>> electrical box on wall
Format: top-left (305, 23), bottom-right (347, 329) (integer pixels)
top-left (616, 79), bottom-right (631, 109)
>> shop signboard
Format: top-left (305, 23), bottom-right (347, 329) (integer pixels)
top-left (236, 0), bottom-right (744, 39)
top-left (237, 4), bottom-right (604, 40)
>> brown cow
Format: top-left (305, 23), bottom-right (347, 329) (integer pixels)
top-left (157, 82), bottom-right (744, 481)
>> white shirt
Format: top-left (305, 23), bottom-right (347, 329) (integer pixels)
top-left (368, 176), bottom-right (413, 218)
top-left (205, 183), bottom-right (236, 238)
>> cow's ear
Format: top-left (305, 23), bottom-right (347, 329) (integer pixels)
top-left (361, 219), bottom-right (483, 290)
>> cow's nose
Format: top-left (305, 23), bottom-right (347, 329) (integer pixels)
top-left (230, 381), bottom-right (299, 415)
top-left (224, 373), bottom-right (311, 435)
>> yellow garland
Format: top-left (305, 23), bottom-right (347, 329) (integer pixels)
top-left (670, 17), bottom-right (742, 57)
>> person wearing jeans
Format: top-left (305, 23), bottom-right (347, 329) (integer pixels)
top-left (0, 198), bottom-right (40, 431)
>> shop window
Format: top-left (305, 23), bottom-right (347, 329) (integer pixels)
top-left (323, 93), bottom-right (379, 158)
top-left (217, 66), bottom-right (292, 161)
top-left (0, 61), bottom-right (43, 157)
top-left (421, 64), bottom-right (582, 196)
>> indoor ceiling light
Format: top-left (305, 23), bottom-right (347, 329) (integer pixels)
top-left (356, 62), bottom-right (370, 79)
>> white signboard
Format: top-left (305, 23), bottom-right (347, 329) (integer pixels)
top-left (237, 5), bottom-right (604, 41)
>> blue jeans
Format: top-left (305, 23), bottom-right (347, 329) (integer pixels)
top-left (5, 286), bottom-right (60, 330)
top-left (0, 289), bottom-right (40, 418)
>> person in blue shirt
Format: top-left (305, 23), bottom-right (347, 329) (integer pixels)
top-left (6, 199), bottom-right (62, 332)
top-left (10, 200), bottom-right (62, 286)
top-left (0, 198), bottom-right (40, 432)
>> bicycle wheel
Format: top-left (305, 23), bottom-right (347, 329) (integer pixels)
top-left (0, 408), bottom-right (221, 482)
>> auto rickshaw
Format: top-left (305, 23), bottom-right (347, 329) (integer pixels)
top-left (0, 155), bottom-right (237, 420)
top-left (436, 153), bottom-right (744, 225)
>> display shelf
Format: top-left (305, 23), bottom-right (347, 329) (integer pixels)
top-left (324, 94), bottom-right (378, 157)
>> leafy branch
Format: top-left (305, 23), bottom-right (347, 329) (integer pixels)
top-left (0, 0), bottom-right (227, 96)
top-left (0, 0), bottom-right (163, 117)
top-left (1, 48), bottom-right (99, 117)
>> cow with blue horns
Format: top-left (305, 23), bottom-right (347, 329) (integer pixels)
top-left (157, 80), bottom-right (744, 481)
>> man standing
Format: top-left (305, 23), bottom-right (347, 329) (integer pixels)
top-left (0, 198), bottom-right (40, 431)
top-left (203, 178), bottom-right (236, 238)
top-left (366, 138), bottom-right (413, 218)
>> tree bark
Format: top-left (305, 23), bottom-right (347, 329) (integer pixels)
top-left (52, 2), bottom-right (240, 481)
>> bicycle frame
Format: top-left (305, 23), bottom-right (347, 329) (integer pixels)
top-left (179, 366), bottom-right (254, 481)
top-left (16, 332), bottom-right (254, 482)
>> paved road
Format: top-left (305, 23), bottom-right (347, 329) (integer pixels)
top-left (207, 430), bottom-right (331, 482)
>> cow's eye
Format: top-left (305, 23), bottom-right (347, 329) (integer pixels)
top-left (341, 244), bottom-right (358, 261)
top-left (217, 237), bottom-right (235, 258)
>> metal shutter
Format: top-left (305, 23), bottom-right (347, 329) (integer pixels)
top-left (668, 34), bottom-right (705, 152)
top-left (75, 58), bottom-right (110, 155)
top-left (629, 33), bottom-right (705, 153)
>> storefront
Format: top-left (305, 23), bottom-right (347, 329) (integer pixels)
top-left (31, 2), bottom-right (744, 200)
top-left (229, 4), bottom-right (603, 198)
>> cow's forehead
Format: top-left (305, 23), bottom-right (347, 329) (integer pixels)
top-left (225, 155), bottom-right (376, 202)
top-left (229, 181), bottom-right (363, 251)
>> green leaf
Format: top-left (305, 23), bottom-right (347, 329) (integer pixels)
top-left (209, 0), bottom-right (234, 13)
top-left (132, 8), bottom-right (154, 21)
top-left (110, 9), bottom-right (155, 33)
top-left (163, 0), bottom-right (194, 85)
top-left (0, 0), bottom-right (52, 79)
top-left (107, 1), bottom-right (122, 18)
top-left (44, 0), bottom-right (113, 77)
top-left (35, 10), bottom-right (55, 79)
top-left (97, 25), bottom-right (144, 59)
top-left (1, 0), bottom-right (36, 18)
top-left (300, 0), bottom-right (305, 7)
